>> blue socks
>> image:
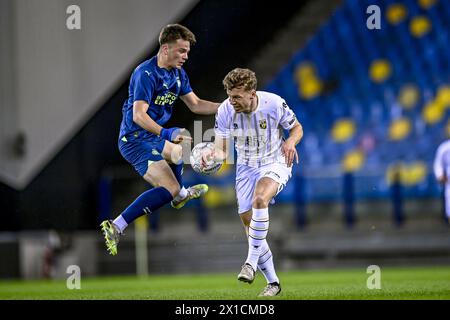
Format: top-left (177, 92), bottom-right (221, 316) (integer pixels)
top-left (121, 187), bottom-right (173, 224)
top-left (117, 163), bottom-right (183, 226)
top-left (170, 162), bottom-right (184, 186)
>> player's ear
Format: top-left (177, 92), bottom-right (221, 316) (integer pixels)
top-left (161, 43), bottom-right (169, 55)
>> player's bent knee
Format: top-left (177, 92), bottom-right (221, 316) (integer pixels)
top-left (252, 195), bottom-right (269, 209)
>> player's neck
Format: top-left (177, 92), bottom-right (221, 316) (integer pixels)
top-left (249, 94), bottom-right (259, 113)
top-left (156, 52), bottom-right (172, 70)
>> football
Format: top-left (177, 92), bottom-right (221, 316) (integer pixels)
top-left (190, 142), bottom-right (222, 175)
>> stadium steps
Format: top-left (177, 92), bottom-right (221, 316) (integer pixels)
top-left (248, 0), bottom-right (343, 87)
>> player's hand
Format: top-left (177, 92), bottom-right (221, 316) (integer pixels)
top-left (173, 133), bottom-right (192, 144)
top-left (201, 148), bottom-right (215, 168)
top-left (438, 176), bottom-right (448, 184)
top-left (281, 140), bottom-right (298, 167)
top-left (160, 127), bottom-right (192, 144)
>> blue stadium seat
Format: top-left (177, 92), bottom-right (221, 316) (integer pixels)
top-left (263, 0), bottom-right (450, 201)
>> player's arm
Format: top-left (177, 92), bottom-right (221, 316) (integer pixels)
top-left (213, 136), bottom-right (229, 162)
top-left (181, 92), bottom-right (220, 115)
top-left (202, 102), bottom-right (230, 163)
top-left (201, 136), bottom-right (229, 166)
top-left (282, 120), bottom-right (303, 167)
top-left (433, 146), bottom-right (447, 184)
top-left (133, 100), bottom-right (191, 143)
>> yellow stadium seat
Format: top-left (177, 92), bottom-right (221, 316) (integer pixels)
top-left (418, 0), bottom-right (438, 9)
top-left (299, 77), bottom-right (322, 99)
top-left (215, 163), bottom-right (231, 176)
top-left (389, 118), bottom-right (411, 140)
top-left (295, 62), bottom-right (316, 82)
top-left (398, 84), bottom-right (420, 109)
top-left (410, 16), bottom-right (432, 38)
top-left (386, 162), bottom-right (427, 186)
top-left (203, 186), bottom-right (235, 208)
top-left (369, 60), bottom-right (392, 83)
top-left (422, 101), bottom-right (444, 124)
top-left (331, 119), bottom-right (356, 142)
top-left (386, 4), bottom-right (408, 25)
top-left (406, 162), bottom-right (428, 185)
top-left (436, 85), bottom-right (450, 108)
top-left (342, 149), bottom-right (365, 173)
top-left (295, 61), bottom-right (323, 100)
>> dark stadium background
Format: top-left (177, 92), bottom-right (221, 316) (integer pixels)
top-left (1, 0), bottom-right (449, 287)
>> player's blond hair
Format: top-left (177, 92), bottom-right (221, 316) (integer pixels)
top-left (159, 24), bottom-right (196, 46)
top-left (222, 68), bottom-right (257, 91)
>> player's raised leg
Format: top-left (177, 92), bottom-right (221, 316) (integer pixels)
top-left (161, 140), bottom-right (209, 209)
top-left (101, 160), bottom-right (180, 255)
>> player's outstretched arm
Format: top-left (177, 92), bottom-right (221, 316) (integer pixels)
top-left (282, 121), bottom-right (303, 167)
top-left (181, 92), bottom-right (220, 115)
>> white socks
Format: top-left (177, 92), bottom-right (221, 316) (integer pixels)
top-left (173, 186), bottom-right (188, 202)
top-left (245, 207), bottom-right (279, 284)
top-left (245, 208), bottom-right (269, 271)
top-left (113, 215), bottom-right (128, 233)
top-left (258, 240), bottom-right (279, 284)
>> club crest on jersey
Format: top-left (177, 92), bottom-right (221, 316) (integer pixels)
top-left (259, 119), bottom-right (267, 129)
top-left (233, 123), bottom-right (238, 129)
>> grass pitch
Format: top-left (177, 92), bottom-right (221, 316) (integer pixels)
top-left (1, 266), bottom-right (449, 300)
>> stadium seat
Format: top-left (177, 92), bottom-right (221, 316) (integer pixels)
top-left (264, 0), bottom-right (450, 201)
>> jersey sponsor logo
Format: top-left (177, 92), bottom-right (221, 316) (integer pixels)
top-left (154, 91), bottom-right (177, 106)
top-left (259, 119), bottom-right (267, 129)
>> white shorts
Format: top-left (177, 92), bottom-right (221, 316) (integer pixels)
top-left (235, 162), bottom-right (292, 214)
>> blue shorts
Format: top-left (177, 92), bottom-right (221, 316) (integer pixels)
top-left (118, 135), bottom-right (166, 176)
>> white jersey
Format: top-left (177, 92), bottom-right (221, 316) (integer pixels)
top-left (434, 140), bottom-right (450, 184)
top-left (214, 91), bottom-right (297, 168)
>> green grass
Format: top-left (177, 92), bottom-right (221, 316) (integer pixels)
top-left (1, 266), bottom-right (449, 300)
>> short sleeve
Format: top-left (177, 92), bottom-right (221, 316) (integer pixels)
top-left (132, 70), bottom-right (155, 104)
top-left (214, 103), bottom-right (231, 138)
top-left (179, 69), bottom-right (193, 96)
top-left (278, 99), bottom-right (297, 130)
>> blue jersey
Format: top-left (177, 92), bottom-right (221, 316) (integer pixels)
top-left (119, 56), bottom-right (192, 141)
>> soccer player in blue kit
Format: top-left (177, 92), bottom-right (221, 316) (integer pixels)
top-left (100, 24), bottom-right (220, 255)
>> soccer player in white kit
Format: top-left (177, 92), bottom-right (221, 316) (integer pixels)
top-left (433, 139), bottom-right (450, 225)
top-left (204, 68), bottom-right (303, 296)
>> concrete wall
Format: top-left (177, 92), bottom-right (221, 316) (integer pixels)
top-left (0, 0), bottom-right (198, 190)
